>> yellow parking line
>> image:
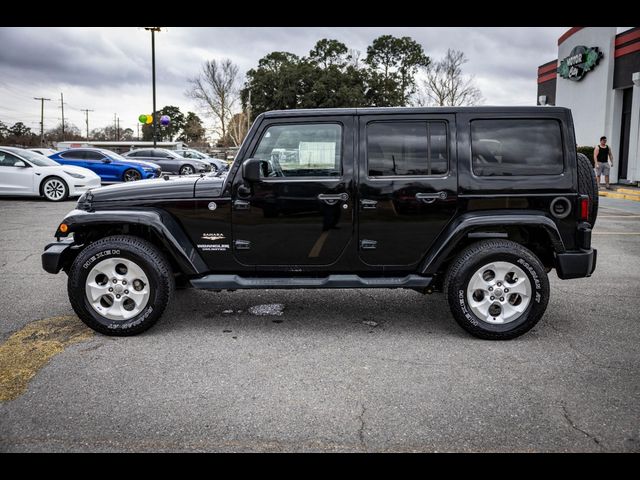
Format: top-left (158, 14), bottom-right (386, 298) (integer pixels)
top-left (0, 316), bottom-right (93, 402)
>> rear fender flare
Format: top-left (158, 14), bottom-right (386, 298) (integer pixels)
top-left (419, 211), bottom-right (566, 275)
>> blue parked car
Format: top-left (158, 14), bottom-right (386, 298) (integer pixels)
top-left (49, 148), bottom-right (162, 182)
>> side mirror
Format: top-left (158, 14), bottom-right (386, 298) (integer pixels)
top-left (102, 158), bottom-right (112, 163)
top-left (13, 160), bottom-right (27, 167)
top-left (242, 158), bottom-right (263, 183)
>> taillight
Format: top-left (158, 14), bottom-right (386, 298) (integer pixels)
top-left (580, 197), bottom-right (590, 220)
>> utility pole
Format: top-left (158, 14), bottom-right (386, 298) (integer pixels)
top-left (247, 90), bottom-right (251, 133)
top-left (137, 123), bottom-right (140, 140)
top-left (34, 97), bottom-right (51, 146)
top-left (81, 109), bottom-right (94, 140)
top-left (117, 117), bottom-right (120, 141)
top-left (59, 93), bottom-right (66, 141)
top-left (114, 113), bottom-right (117, 141)
top-left (145, 27), bottom-right (161, 149)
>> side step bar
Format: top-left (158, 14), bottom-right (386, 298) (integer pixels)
top-left (190, 274), bottom-right (432, 290)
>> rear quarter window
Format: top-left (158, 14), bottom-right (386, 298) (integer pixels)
top-left (471, 119), bottom-right (564, 176)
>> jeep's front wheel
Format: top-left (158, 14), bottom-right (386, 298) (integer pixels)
top-left (444, 240), bottom-right (549, 340)
top-left (68, 235), bottom-right (174, 335)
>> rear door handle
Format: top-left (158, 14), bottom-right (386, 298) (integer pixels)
top-left (360, 199), bottom-right (378, 210)
top-left (415, 191), bottom-right (448, 203)
top-left (317, 193), bottom-right (349, 204)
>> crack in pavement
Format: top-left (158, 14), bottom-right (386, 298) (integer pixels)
top-left (547, 323), bottom-right (636, 373)
top-left (561, 403), bottom-right (604, 451)
top-left (357, 402), bottom-right (367, 451)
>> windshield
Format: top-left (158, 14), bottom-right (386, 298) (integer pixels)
top-left (16, 149), bottom-right (61, 167)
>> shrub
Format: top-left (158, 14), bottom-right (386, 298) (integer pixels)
top-left (577, 145), bottom-right (595, 161)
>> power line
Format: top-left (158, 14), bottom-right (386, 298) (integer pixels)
top-left (34, 97), bottom-right (52, 147)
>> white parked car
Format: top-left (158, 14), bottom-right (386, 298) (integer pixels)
top-left (28, 148), bottom-right (58, 157)
top-left (0, 147), bottom-right (101, 201)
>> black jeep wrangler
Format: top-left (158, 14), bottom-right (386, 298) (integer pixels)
top-left (42, 107), bottom-right (598, 340)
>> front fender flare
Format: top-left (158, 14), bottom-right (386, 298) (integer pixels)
top-left (58, 208), bottom-right (208, 275)
top-left (419, 211), bottom-right (566, 275)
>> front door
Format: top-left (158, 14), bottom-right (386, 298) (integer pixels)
top-left (232, 117), bottom-right (354, 266)
top-left (0, 152), bottom-right (33, 195)
top-left (358, 114), bottom-right (458, 267)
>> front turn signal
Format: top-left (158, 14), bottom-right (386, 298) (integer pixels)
top-left (59, 223), bottom-right (69, 233)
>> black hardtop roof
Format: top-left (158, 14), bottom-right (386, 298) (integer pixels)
top-left (261, 106), bottom-right (571, 118)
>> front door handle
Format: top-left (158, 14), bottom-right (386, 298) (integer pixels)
top-left (317, 193), bottom-right (349, 204)
top-left (415, 191), bottom-right (448, 204)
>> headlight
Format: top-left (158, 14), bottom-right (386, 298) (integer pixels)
top-left (64, 170), bottom-right (85, 179)
top-left (143, 167), bottom-right (154, 172)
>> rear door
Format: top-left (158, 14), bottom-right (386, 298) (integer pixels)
top-left (58, 150), bottom-right (87, 169)
top-left (358, 113), bottom-right (458, 267)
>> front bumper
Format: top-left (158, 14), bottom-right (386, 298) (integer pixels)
top-left (555, 248), bottom-right (597, 279)
top-left (42, 238), bottom-right (77, 274)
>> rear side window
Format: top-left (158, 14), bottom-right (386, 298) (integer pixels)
top-left (471, 119), bottom-right (564, 176)
top-left (60, 150), bottom-right (85, 160)
top-left (367, 121), bottom-right (448, 177)
top-left (253, 123), bottom-right (342, 177)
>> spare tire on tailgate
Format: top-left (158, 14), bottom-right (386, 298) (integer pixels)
top-left (577, 152), bottom-right (599, 226)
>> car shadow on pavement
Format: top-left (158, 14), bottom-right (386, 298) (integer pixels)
top-left (151, 288), bottom-right (481, 340)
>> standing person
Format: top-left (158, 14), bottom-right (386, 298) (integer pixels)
top-left (593, 136), bottom-right (614, 189)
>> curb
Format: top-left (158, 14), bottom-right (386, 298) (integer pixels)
top-left (599, 189), bottom-right (640, 201)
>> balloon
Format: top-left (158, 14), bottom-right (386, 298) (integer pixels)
top-left (138, 114), bottom-right (147, 123)
top-left (160, 115), bottom-right (170, 126)
top-left (145, 115), bottom-right (153, 124)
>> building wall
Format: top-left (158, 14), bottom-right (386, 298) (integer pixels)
top-left (555, 28), bottom-right (617, 151)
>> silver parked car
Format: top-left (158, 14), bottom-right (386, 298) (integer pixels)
top-left (123, 148), bottom-right (211, 175)
top-left (175, 149), bottom-right (227, 173)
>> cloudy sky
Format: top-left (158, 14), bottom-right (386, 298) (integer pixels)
top-left (0, 27), bottom-right (569, 139)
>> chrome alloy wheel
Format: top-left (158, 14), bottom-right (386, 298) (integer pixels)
top-left (466, 261), bottom-right (532, 324)
top-left (43, 178), bottom-right (66, 200)
top-left (85, 257), bottom-right (151, 321)
top-left (180, 165), bottom-right (195, 175)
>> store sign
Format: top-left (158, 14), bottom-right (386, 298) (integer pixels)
top-left (557, 46), bottom-right (603, 81)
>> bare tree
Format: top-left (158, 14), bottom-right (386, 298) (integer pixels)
top-left (187, 59), bottom-right (239, 147)
top-left (415, 49), bottom-right (483, 107)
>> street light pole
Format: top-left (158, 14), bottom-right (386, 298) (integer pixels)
top-left (145, 27), bottom-right (161, 149)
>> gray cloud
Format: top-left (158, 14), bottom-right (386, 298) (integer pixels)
top-left (0, 27), bottom-right (567, 137)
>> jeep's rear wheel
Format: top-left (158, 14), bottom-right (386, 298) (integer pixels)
top-left (577, 152), bottom-right (599, 226)
top-left (444, 239), bottom-right (549, 340)
top-left (68, 235), bottom-right (174, 335)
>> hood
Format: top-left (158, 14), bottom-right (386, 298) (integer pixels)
top-left (88, 175), bottom-right (201, 203)
top-left (115, 159), bottom-right (160, 170)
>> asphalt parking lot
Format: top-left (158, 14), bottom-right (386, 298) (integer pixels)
top-left (0, 195), bottom-right (639, 452)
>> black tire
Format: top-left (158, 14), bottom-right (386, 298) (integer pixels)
top-left (444, 239), bottom-right (550, 340)
top-left (123, 168), bottom-right (141, 182)
top-left (67, 235), bottom-right (174, 336)
top-left (41, 176), bottom-right (69, 202)
top-left (577, 152), bottom-right (599, 226)
top-left (179, 165), bottom-right (195, 175)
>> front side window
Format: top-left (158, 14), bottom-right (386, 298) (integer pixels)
top-left (471, 119), bottom-right (564, 176)
top-left (84, 151), bottom-right (105, 161)
top-left (0, 151), bottom-right (24, 167)
top-left (367, 121), bottom-right (448, 177)
top-left (253, 123), bottom-right (342, 178)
